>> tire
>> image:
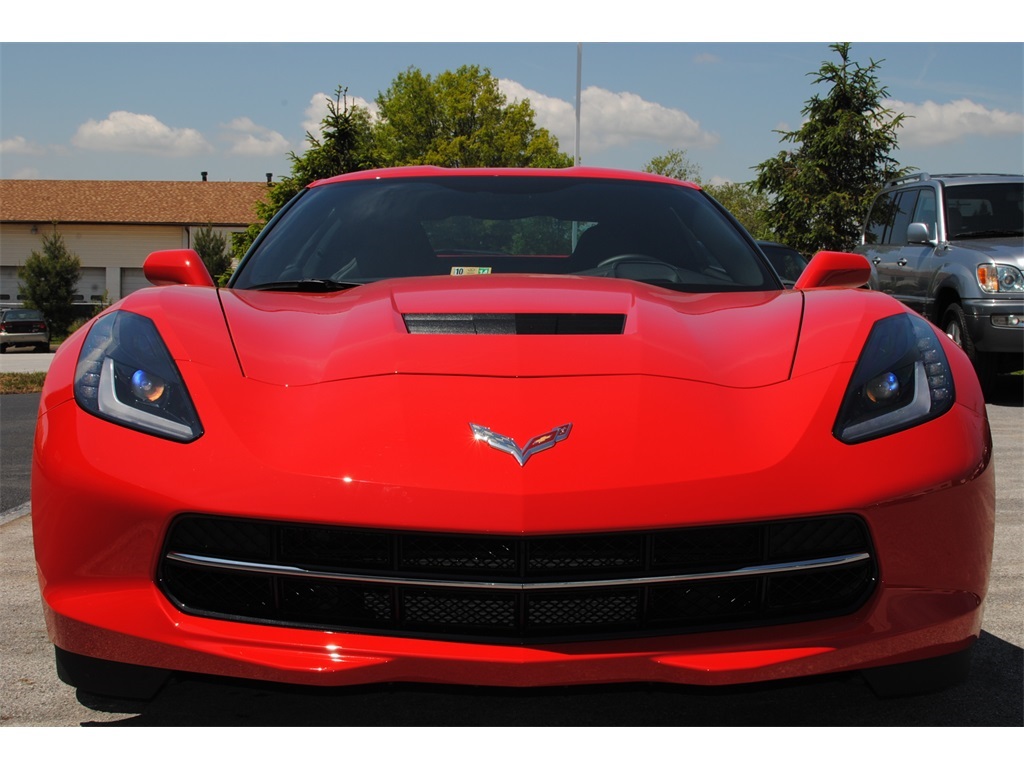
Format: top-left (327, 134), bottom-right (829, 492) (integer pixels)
top-left (54, 646), bottom-right (171, 701)
top-left (941, 303), bottom-right (975, 358)
top-left (861, 646), bottom-right (973, 698)
top-left (942, 303), bottom-right (997, 390)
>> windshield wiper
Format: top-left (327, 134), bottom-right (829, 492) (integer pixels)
top-left (246, 278), bottom-right (363, 292)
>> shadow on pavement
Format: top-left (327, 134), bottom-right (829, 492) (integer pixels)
top-left (78, 630), bottom-right (1022, 727)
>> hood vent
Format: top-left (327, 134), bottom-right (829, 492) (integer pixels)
top-left (403, 313), bottom-right (626, 335)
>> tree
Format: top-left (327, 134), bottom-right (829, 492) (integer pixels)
top-left (193, 224), bottom-right (231, 284)
top-left (373, 65), bottom-right (572, 169)
top-left (704, 182), bottom-right (776, 241)
top-left (18, 226), bottom-right (81, 336)
top-left (644, 149), bottom-right (774, 240)
top-left (752, 43), bottom-right (908, 254)
top-left (232, 87), bottom-right (375, 259)
top-left (643, 148), bottom-right (704, 184)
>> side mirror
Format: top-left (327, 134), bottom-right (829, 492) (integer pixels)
top-left (793, 251), bottom-right (871, 290)
top-left (906, 222), bottom-right (935, 245)
top-left (144, 249), bottom-right (216, 288)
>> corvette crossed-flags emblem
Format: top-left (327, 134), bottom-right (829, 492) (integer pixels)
top-left (470, 423), bottom-right (572, 466)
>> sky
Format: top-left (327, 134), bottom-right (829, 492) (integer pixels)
top-left (2, 9), bottom-right (1022, 187)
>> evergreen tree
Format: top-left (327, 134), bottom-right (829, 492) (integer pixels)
top-left (18, 226), bottom-right (81, 336)
top-left (232, 87), bottom-right (374, 260)
top-left (193, 224), bottom-right (231, 285)
top-left (753, 43), bottom-right (908, 254)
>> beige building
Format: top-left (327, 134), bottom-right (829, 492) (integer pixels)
top-left (0, 179), bottom-right (270, 309)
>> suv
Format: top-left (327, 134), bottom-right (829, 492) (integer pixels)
top-left (855, 173), bottom-right (1023, 384)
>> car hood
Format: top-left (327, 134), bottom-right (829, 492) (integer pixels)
top-left (950, 237), bottom-right (1024, 264)
top-left (217, 275), bottom-right (804, 388)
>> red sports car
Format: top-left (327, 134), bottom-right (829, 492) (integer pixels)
top-left (32, 167), bottom-right (994, 700)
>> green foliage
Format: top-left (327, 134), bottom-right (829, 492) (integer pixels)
top-left (193, 224), bottom-right (232, 284)
top-left (753, 43), bottom-right (908, 254)
top-left (233, 68), bottom-right (573, 261)
top-left (643, 149), bottom-right (704, 184)
top-left (232, 87), bottom-right (375, 260)
top-left (18, 226), bottom-right (81, 336)
top-left (704, 182), bottom-right (776, 241)
top-left (644, 149), bottom-right (773, 239)
top-left (373, 65), bottom-right (572, 169)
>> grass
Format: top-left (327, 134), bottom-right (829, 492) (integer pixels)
top-left (0, 372), bottom-right (47, 394)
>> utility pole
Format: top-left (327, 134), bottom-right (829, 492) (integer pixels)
top-left (574, 43), bottom-right (582, 167)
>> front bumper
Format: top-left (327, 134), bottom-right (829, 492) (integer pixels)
top-left (32, 351), bottom-right (995, 689)
top-left (962, 297), bottom-right (1024, 354)
top-left (1, 330), bottom-right (49, 348)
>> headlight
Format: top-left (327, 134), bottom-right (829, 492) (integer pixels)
top-left (834, 313), bottom-right (955, 444)
top-left (74, 311), bottom-right (203, 442)
top-left (977, 264), bottom-right (1024, 293)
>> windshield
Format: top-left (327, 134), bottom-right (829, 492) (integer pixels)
top-left (231, 175), bottom-right (778, 293)
top-left (945, 182), bottom-right (1024, 239)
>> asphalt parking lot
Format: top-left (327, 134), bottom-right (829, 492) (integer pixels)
top-left (1, 373), bottom-right (1021, 726)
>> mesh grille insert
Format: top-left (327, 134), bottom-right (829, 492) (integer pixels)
top-left (160, 514), bottom-right (876, 644)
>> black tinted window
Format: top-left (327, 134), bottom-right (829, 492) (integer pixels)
top-left (233, 176), bottom-right (777, 293)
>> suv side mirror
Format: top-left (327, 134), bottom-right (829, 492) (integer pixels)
top-left (906, 222), bottom-right (935, 245)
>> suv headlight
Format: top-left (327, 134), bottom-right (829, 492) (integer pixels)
top-left (834, 313), bottom-right (955, 444)
top-left (74, 311), bottom-right (203, 442)
top-left (977, 264), bottom-right (1024, 293)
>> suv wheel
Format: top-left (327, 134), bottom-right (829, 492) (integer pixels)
top-left (942, 303), bottom-right (975, 358)
top-left (942, 303), bottom-right (998, 389)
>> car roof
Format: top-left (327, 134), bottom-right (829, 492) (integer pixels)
top-left (308, 165), bottom-right (703, 190)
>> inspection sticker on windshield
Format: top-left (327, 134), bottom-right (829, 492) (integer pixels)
top-left (450, 267), bottom-right (492, 276)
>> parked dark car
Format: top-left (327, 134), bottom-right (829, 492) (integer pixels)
top-left (0, 308), bottom-right (50, 353)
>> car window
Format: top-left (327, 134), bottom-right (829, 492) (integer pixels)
top-left (945, 183), bottom-right (1024, 239)
top-left (864, 191), bottom-right (897, 245)
top-left (885, 190), bottom-right (919, 246)
top-left (232, 176), bottom-right (778, 294)
top-left (2, 309), bottom-right (45, 322)
top-left (911, 189), bottom-right (937, 239)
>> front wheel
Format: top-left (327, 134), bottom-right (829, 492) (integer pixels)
top-left (942, 303), bottom-right (996, 390)
top-left (942, 303), bottom-right (975, 357)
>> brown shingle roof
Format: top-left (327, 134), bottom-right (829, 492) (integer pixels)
top-left (0, 180), bottom-right (270, 226)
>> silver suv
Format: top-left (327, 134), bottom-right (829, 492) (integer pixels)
top-left (855, 173), bottom-right (1023, 384)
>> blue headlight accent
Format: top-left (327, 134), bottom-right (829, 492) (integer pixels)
top-left (74, 311), bottom-right (203, 442)
top-left (834, 313), bottom-right (955, 444)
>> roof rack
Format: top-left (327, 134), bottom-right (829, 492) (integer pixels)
top-left (885, 173), bottom-right (931, 188)
top-left (885, 172), bottom-right (1022, 189)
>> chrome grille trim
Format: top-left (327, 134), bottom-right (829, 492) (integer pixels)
top-left (165, 550), bottom-right (871, 591)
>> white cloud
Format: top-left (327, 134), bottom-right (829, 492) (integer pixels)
top-left (302, 91), bottom-right (378, 145)
top-left (0, 136), bottom-right (45, 155)
top-left (887, 98), bottom-right (1024, 148)
top-left (222, 117), bottom-right (290, 156)
top-left (72, 111), bottom-right (212, 156)
top-left (499, 79), bottom-right (718, 155)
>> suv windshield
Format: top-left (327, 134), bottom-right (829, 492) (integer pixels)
top-left (945, 183), bottom-right (1024, 239)
top-left (231, 176), bottom-right (778, 293)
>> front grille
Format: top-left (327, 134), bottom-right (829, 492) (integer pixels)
top-left (159, 515), bottom-right (876, 644)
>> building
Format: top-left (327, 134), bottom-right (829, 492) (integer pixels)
top-left (0, 178), bottom-right (270, 309)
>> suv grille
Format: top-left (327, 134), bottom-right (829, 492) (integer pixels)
top-left (159, 515), bottom-right (876, 644)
